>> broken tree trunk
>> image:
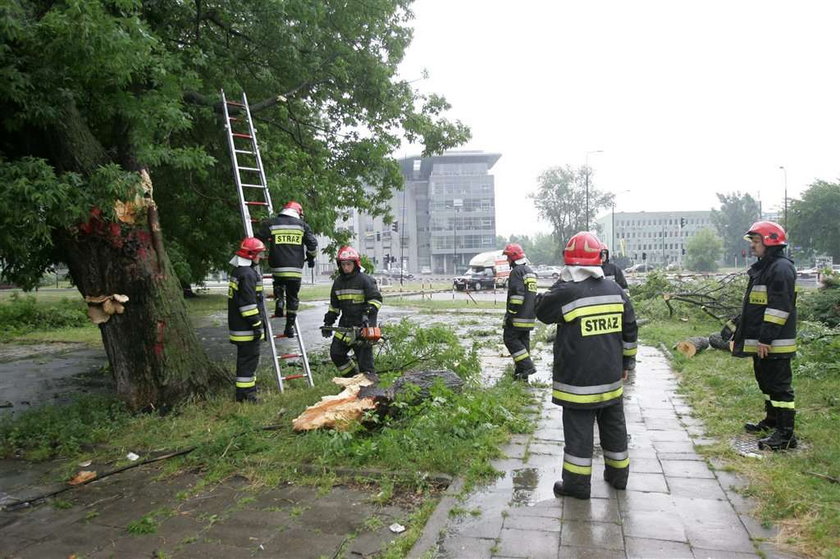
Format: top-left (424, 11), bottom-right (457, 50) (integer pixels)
top-left (708, 332), bottom-right (730, 351)
top-left (674, 336), bottom-right (710, 358)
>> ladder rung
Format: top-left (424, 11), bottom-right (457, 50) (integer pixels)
top-left (245, 201), bottom-right (268, 206)
top-left (227, 100), bottom-right (246, 107)
top-left (228, 117), bottom-right (240, 121)
top-left (234, 149), bottom-right (255, 155)
top-left (232, 133), bottom-right (252, 139)
top-left (238, 167), bottom-right (260, 172)
top-left (279, 353), bottom-right (302, 360)
top-left (241, 183), bottom-right (264, 188)
top-left (250, 218), bottom-right (260, 223)
top-left (283, 374), bottom-right (306, 381)
top-left (274, 333), bottom-right (293, 339)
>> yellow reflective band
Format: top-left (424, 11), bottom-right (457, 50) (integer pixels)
top-left (337, 294), bottom-right (365, 302)
top-left (228, 281), bottom-right (238, 291)
top-left (369, 300), bottom-right (382, 309)
top-left (623, 347), bottom-right (638, 357)
top-left (512, 320), bottom-right (536, 328)
top-left (605, 457), bottom-right (630, 469)
top-left (580, 313), bottom-right (621, 336)
top-left (563, 303), bottom-right (625, 322)
top-left (230, 334), bottom-right (255, 342)
top-left (553, 386), bottom-right (624, 404)
top-left (743, 344), bottom-right (797, 354)
top-left (273, 271), bottom-right (303, 278)
top-left (563, 462), bottom-right (592, 475)
top-left (770, 400), bottom-right (795, 409)
top-left (513, 352), bottom-right (530, 362)
top-left (241, 308), bottom-right (259, 317)
top-left (764, 314), bottom-right (786, 325)
top-left (328, 306), bottom-right (339, 313)
top-left (235, 379), bottom-right (256, 388)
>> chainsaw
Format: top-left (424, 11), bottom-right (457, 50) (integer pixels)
top-left (321, 325), bottom-right (383, 343)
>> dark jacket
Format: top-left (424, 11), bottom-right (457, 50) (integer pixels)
top-left (732, 251), bottom-right (797, 359)
top-left (227, 263), bottom-right (266, 343)
top-left (256, 213), bottom-right (318, 279)
top-left (535, 276), bottom-right (638, 409)
top-left (505, 263), bottom-right (537, 330)
top-left (324, 268), bottom-right (382, 328)
top-left (601, 262), bottom-right (628, 289)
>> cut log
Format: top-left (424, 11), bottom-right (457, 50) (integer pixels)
top-left (674, 336), bottom-right (710, 357)
top-left (708, 332), bottom-right (729, 350)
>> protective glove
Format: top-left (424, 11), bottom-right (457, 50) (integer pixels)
top-left (255, 324), bottom-right (266, 342)
top-left (360, 315), bottom-right (370, 328)
top-left (321, 325), bottom-right (332, 338)
top-left (307, 258), bottom-right (315, 268)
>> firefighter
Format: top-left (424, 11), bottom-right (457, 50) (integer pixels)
top-left (256, 201), bottom-right (318, 338)
top-left (502, 243), bottom-right (538, 380)
top-left (600, 243), bottom-right (628, 289)
top-left (730, 221), bottom-right (798, 450)
top-left (227, 237), bottom-right (267, 403)
top-left (535, 231), bottom-right (638, 499)
top-left (320, 246), bottom-right (382, 377)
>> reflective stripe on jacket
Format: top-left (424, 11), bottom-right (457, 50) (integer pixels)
top-left (227, 264), bottom-right (265, 343)
top-left (323, 269), bottom-right (382, 327)
top-left (256, 214), bottom-right (318, 274)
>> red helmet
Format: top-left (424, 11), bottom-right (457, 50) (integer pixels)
top-left (745, 221), bottom-right (787, 247)
top-left (336, 245), bottom-right (361, 268)
top-left (236, 237), bottom-right (266, 261)
top-left (284, 200), bottom-right (303, 216)
top-left (563, 232), bottom-right (603, 266)
top-left (502, 243), bottom-right (525, 262)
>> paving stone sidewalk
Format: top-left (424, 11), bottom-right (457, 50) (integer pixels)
top-left (410, 345), bottom-right (801, 559)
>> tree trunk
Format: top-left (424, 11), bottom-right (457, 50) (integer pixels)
top-left (674, 336), bottom-right (710, 358)
top-left (59, 199), bottom-right (228, 411)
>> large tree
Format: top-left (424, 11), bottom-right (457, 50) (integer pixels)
top-left (0, 0), bottom-right (469, 410)
top-left (788, 180), bottom-right (840, 263)
top-left (685, 228), bottom-right (723, 272)
top-left (530, 165), bottom-right (613, 259)
top-left (710, 192), bottom-right (760, 264)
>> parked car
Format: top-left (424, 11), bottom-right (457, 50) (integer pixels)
top-left (453, 268), bottom-right (496, 291)
top-left (420, 266), bottom-right (432, 275)
top-left (534, 265), bottom-right (563, 279)
top-left (625, 263), bottom-right (657, 273)
top-left (387, 267), bottom-right (414, 280)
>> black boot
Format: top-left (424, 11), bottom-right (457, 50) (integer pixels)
top-left (758, 408), bottom-right (797, 450)
top-left (235, 388), bottom-right (259, 404)
top-left (604, 469), bottom-right (628, 490)
top-left (283, 318), bottom-right (295, 339)
top-left (274, 302), bottom-right (284, 318)
top-left (553, 480), bottom-right (590, 500)
top-left (745, 400), bottom-right (777, 433)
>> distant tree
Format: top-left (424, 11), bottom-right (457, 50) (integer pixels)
top-left (710, 192), bottom-right (761, 264)
top-left (788, 180), bottom-right (840, 263)
top-left (685, 229), bottom-right (723, 272)
top-left (530, 165), bottom-right (613, 259)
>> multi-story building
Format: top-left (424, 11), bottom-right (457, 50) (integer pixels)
top-left (596, 210), bottom-right (714, 266)
top-left (354, 151), bottom-right (501, 274)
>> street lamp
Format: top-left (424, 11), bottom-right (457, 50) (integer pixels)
top-left (585, 150), bottom-right (604, 231)
top-left (778, 166), bottom-right (788, 229)
top-left (453, 198), bottom-right (463, 274)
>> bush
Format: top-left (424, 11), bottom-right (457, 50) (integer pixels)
top-left (0, 294), bottom-right (88, 340)
top-left (799, 283), bottom-right (840, 328)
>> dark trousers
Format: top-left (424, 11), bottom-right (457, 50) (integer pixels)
top-left (752, 356), bottom-right (795, 416)
top-left (272, 277), bottom-right (301, 316)
top-left (330, 336), bottom-right (375, 375)
top-left (234, 340), bottom-right (261, 390)
top-left (561, 402), bottom-right (629, 494)
top-left (503, 328), bottom-right (534, 376)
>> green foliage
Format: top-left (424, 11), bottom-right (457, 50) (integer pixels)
top-left (0, 395), bottom-right (130, 460)
top-left (710, 192), bottom-right (760, 263)
top-left (0, 0), bottom-right (470, 287)
top-left (0, 294), bottom-right (89, 341)
top-left (685, 228), bottom-right (722, 272)
top-left (529, 165), bottom-right (614, 258)
top-left (795, 321), bottom-right (840, 379)
top-left (798, 283), bottom-right (840, 328)
top-left (789, 180), bottom-right (840, 263)
top-left (497, 232), bottom-right (561, 265)
top-left (375, 319), bottom-right (481, 378)
top-left (628, 270), bottom-right (673, 301)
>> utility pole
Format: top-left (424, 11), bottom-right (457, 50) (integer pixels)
top-left (584, 150), bottom-right (603, 231)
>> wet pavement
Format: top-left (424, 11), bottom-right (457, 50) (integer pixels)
top-left (409, 344), bottom-right (800, 559)
top-left (0, 290), bottom-right (801, 558)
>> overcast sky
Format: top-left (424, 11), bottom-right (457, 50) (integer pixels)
top-left (398, 0), bottom-right (840, 237)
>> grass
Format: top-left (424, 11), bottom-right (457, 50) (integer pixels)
top-left (640, 316), bottom-right (840, 558)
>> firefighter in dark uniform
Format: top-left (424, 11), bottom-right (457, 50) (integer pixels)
top-left (600, 243), bottom-right (628, 289)
top-left (256, 200), bottom-right (318, 338)
top-left (731, 221), bottom-right (798, 450)
top-left (227, 237), bottom-right (267, 403)
top-left (535, 232), bottom-right (638, 499)
top-left (321, 246), bottom-right (383, 376)
top-left (502, 243), bottom-right (538, 380)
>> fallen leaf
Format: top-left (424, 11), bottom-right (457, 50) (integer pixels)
top-left (69, 470), bottom-right (97, 485)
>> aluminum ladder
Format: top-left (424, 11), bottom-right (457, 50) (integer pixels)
top-left (221, 89), bottom-right (314, 393)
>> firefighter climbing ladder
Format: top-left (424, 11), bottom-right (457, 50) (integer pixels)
top-left (221, 89), bottom-right (314, 393)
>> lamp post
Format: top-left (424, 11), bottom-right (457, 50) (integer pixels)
top-left (778, 166), bottom-right (788, 229)
top-left (453, 198), bottom-right (463, 274)
top-left (584, 150), bottom-right (603, 231)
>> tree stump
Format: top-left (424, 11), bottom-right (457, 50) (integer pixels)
top-left (674, 336), bottom-right (710, 357)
